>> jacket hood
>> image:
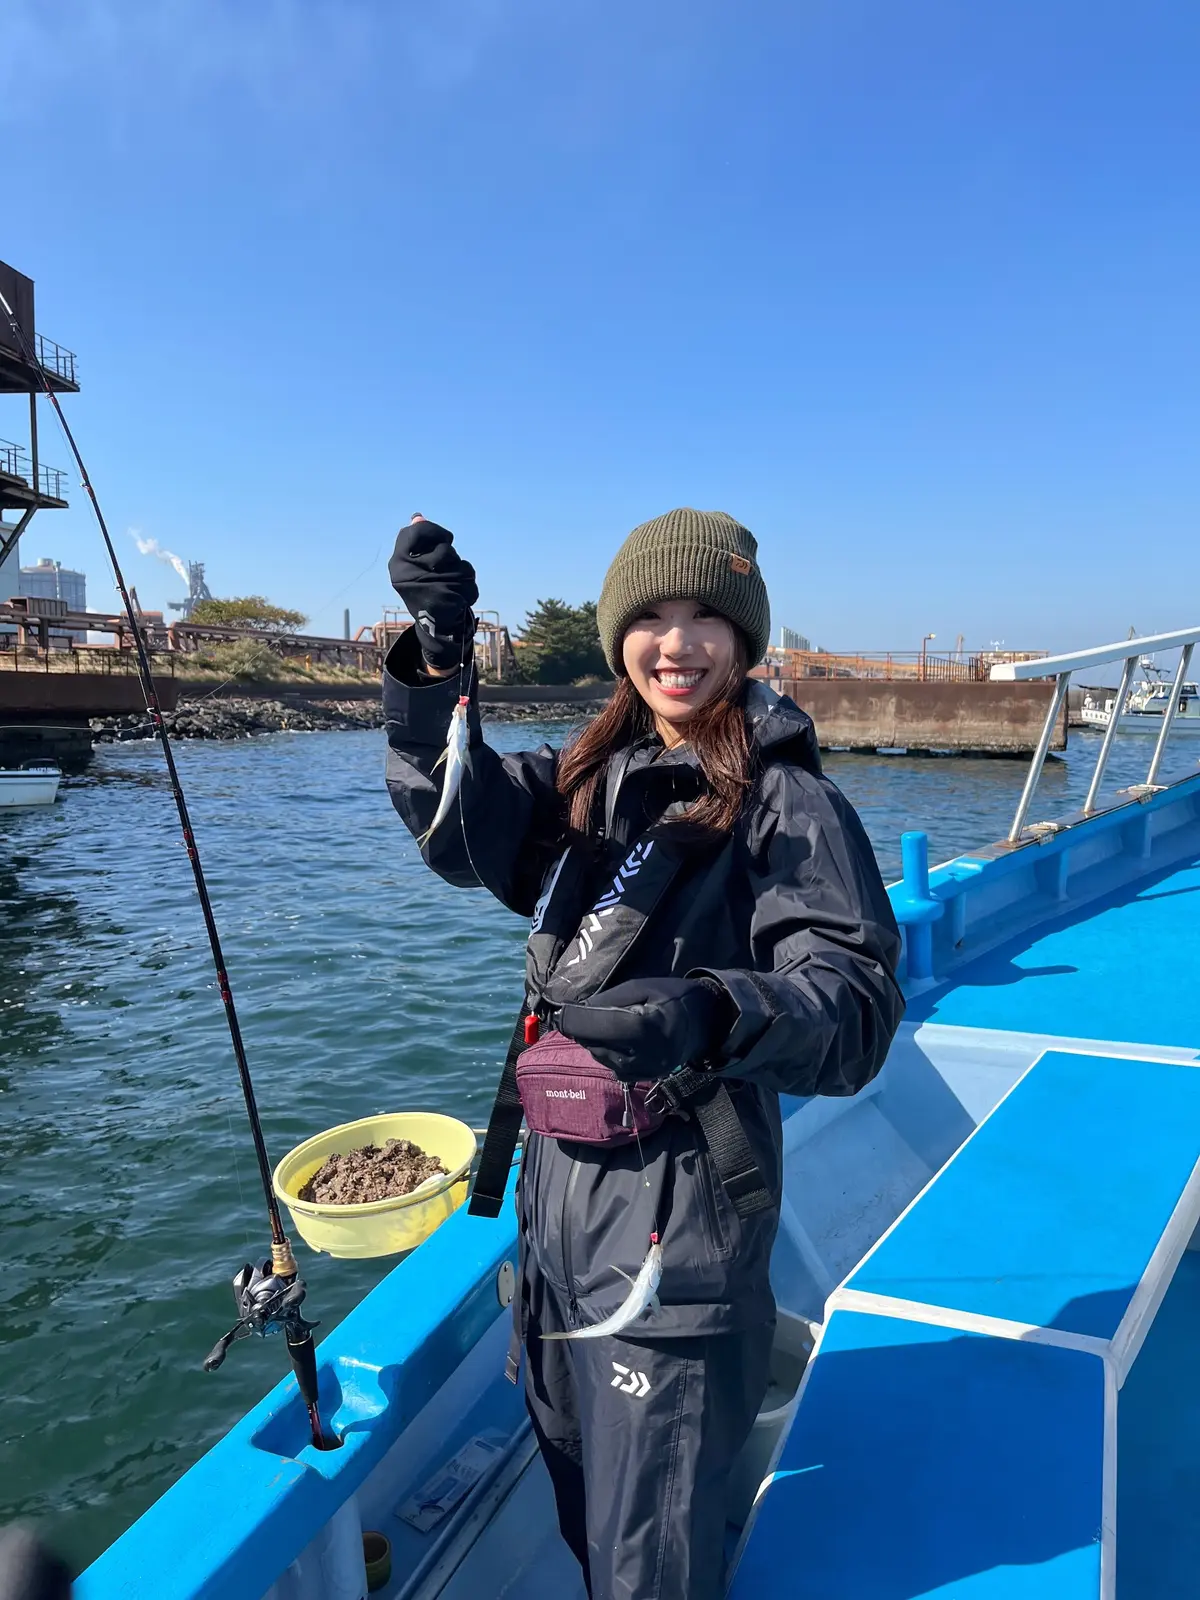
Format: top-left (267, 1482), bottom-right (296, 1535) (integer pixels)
top-left (744, 680), bottom-right (822, 776)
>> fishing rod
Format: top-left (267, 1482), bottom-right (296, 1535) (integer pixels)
top-left (0, 291), bottom-right (332, 1450)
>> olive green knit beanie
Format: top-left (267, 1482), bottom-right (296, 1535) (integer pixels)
top-left (597, 508), bottom-right (771, 673)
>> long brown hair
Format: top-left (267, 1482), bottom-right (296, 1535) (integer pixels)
top-left (556, 635), bottom-right (753, 840)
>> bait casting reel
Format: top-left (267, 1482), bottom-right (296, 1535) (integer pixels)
top-left (203, 1257), bottom-right (317, 1372)
top-left (203, 1242), bottom-right (335, 1449)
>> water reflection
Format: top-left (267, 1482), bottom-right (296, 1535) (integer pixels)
top-left (0, 847), bottom-right (80, 1085)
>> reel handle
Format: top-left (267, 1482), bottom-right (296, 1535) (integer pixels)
top-left (203, 1327), bottom-right (240, 1372)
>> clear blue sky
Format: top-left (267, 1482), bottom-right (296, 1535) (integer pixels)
top-left (5, 0), bottom-right (1198, 653)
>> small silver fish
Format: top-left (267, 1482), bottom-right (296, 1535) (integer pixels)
top-left (418, 696), bottom-right (470, 848)
top-left (541, 1240), bottom-right (663, 1341)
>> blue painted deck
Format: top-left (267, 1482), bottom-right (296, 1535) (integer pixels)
top-left (1118, 1251), bottom-right (1200, 1599)
top-left (739, 1042), bottom-right (1200, 1597)
top-left (729, 1311), bottom-right (1106, 1599)
top-left (912, 856), bottom-right (1200, 1050)
top-left (844, 1050), bottom-right (1200, 1341)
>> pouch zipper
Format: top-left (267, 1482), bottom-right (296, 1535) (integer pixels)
top-left (560, 1155), bottom-right (583, 1326)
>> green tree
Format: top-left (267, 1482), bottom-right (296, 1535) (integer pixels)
top-left (515, 599), bottom-right (611, 685)
top-left (190, 595), bottom-right (308, 632)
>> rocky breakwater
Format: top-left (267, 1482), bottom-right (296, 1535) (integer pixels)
top-left (91, 693), bottom-right (610, 743)
top-left (92, 696), bottom-right (387, 742)
top-left (483, 698), bottom-right (609, 723)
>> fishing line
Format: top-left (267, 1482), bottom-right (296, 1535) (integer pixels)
top-left (310, 541), bottom-right (383, 621)
top-left (632, 1132), bottom-right (651, 1187)
top-left (454, 633), bottom-right (488, 889)
top-left (0, 292), bottom-right (329, 1446)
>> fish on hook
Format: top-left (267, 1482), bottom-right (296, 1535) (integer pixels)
top-left (418, 696), bottom-right (470, 848)
top-left (541, 1239), bottom-right (663, 1341)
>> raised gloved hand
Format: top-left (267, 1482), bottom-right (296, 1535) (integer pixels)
top-left (388, 515), bottom-right (479, 673)
top-left (557, 976), bottom-right (735, 1083)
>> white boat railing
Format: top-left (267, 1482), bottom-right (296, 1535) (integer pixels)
top-left (989, 626), bottom-right (1200, 844)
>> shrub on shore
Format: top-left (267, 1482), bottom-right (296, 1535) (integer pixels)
top-left (197, 639), bottom-right (283, 680)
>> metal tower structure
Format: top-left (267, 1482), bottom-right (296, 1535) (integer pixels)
top-left (167, 561), bottom-right (214, 620)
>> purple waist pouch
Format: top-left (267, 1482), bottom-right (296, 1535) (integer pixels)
top-left (516, 1030), bottom-right (667, 1146)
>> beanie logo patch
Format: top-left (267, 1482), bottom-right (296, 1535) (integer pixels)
top-left (728, 554), bottom-right (753, 576)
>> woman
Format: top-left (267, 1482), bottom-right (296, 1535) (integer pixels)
top-left (384, 507), bottom-right (904, 1600)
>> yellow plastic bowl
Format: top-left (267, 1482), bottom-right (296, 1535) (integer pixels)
top-left (273, 1111), bottom-right (477, 1259)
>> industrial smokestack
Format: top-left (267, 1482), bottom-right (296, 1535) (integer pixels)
top-left (343, 608), bottom-right (350, 641)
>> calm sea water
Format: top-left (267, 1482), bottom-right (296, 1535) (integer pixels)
top-left (2, 722), bottom-right (1195, 1569)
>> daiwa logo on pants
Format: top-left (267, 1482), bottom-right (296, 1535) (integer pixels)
top-left (611, 1361), bottom-right (651, 1398)
top-left (567, 841), bottom-right (655, 968)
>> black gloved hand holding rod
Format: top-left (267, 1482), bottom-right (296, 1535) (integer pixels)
top-left (0, 290), bottom-right (331, 1452)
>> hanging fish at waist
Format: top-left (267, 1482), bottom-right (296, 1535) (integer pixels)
top-left (418, 696), bottom-right (470, 847)
top-left (541, 1239), bottom-right (663, 1341)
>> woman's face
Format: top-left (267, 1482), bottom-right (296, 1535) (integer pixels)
top-left (621, 600), bottom-right (738, 740)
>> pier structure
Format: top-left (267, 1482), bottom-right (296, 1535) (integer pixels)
top-left (0, 260), bottom-right (108, 769)
top-left (0, 260), bottom-right (77, 598)
top-left (745, 645), bottom-right (1065, 755)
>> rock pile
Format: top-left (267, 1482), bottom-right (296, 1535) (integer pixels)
top-left (91, 694), bottom-right (603, 742)
top-left (92, 697), bottom-right (386, 742)
top-left (484, 700), bottom-right (609, 723)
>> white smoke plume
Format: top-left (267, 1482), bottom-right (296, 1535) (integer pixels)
top-left (130, 529), bottom-right (190, 586)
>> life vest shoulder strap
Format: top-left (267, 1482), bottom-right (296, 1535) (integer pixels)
top-left (650, 1068), bottom-right (775, 1219)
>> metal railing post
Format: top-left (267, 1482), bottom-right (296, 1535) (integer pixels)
top-left (1084, 654), bottom-right (1138, 814)
top-left (1007, 671), bottom-right (1071, 843)
top-left (1145, 642), bottom-right (1195, 789)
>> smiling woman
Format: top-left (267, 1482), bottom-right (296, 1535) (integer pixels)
top-left (622, 600), bottom-right (739, 733)
top-left (383, 505), bottom-right (904, 1599)
top-left (553, 508), bottom-right (769, 836)
top-left (554, 610), bottom-right (753, 838)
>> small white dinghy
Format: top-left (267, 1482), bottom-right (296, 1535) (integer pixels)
top-left (0, 764), bottom-right (61, 808)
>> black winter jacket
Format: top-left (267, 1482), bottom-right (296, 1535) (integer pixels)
top-left (383, 631), bottom-right (905, 1334)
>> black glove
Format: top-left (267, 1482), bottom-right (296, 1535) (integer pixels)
top-left (558, 976), bottom-right (735, 1083)
top-left (388, 516), bottom-right (479, 672)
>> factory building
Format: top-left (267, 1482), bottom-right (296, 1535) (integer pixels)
top-left (19, 556), bottom-right (86, 611)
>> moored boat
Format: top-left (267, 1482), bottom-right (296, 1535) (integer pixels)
top-left (1081, 653), bottom-right (1200, 736)
top-left (0, 763), bottom-right (60, 808)
top-left (76, 625), bottom-right (1200, 1600)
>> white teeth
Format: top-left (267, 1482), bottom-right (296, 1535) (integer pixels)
top-left (657, 671), bottom-right (705, 689)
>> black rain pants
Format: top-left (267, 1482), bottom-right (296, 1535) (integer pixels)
top-left (522, 1260), bottom-right (774, 1600)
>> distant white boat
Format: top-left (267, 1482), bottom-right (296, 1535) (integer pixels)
top-left (1080, 660), bottom-right (1200, 736)
top-left (0, 765), bottom-right (61, 807)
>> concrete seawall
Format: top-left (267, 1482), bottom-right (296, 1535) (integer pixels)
top-left (0, 671), bottom-right (182, 771)
top-left (0, 673), bottom-right (1067, 765)
top-left (781, 678), bottom-right (1066, 754)
top-left (0, 671), bottom-right (181, 718)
